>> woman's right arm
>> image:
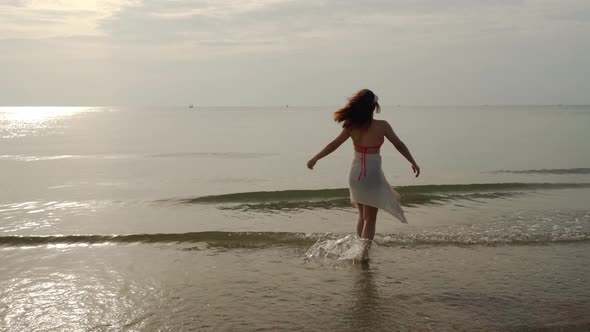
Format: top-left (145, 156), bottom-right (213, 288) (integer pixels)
top-left (307, 128), bottom-right (350, 169)
top-left (383, 121), bottom-right (420, 177)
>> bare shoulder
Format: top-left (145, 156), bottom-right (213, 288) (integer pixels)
top-left (374, 119), bottom-right (392, 132)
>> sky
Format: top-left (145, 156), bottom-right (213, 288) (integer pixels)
top-left (1, 0), bottom-right (589, 106)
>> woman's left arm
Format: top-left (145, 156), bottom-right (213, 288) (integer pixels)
top-left (307, 128), bottom-right (350, 169)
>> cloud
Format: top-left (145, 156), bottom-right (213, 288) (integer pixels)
top-left (540, 0), bottom-right (590, 22)
top-left (89, 0), bottom-right (521, 60)
top-left (4, 0), bottom-right (588, 51)
top-left (1, 0), bottom-right (589, 105)
top-left (0, 0), bottom-right (137, 38)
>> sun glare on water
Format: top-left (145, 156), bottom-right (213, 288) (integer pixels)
top-left (0, 107), bottom-right (88, 123)
top-left (0, 107), bottom-right (95, 138)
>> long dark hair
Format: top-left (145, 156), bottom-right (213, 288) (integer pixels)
top-left (333, 89), bottom-right (380, 128)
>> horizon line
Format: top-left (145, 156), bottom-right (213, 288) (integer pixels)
top-left (1, 104), bottom-right (590, 108)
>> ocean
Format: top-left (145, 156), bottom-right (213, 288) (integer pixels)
top-left (1, 105), bottom-right (589, 331)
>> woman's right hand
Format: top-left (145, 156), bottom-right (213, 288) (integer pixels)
top-left (307, 158), bottom-right (317, 170)
top-left (412, 164), bottom-right (420, 177)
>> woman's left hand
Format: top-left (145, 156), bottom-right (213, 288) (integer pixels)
top-left (307, 158), bottom-right (317, 170)
top-left (412, 164), bottom-right (420, 177)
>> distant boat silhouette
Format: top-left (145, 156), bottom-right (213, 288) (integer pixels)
top-left (189, 104), bottom-right (194, 109)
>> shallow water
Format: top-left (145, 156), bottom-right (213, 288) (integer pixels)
top-left (1, 105), bottom-right (589, 331)
top-left (2, 242), bottom-right (589, 331)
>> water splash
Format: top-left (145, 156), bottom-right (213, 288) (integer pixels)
top-left (305, 235), bottom-right (375, 262)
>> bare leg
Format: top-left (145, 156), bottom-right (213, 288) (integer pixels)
top-left (361, 205), bottom-right (379, 240)
top-left (356, 203), bottom-right (365, 237)
top-left (360, 205), bottom-right (379, 260)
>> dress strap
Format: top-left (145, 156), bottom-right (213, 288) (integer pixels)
top-left (357, 147), bottom-right (368, 181)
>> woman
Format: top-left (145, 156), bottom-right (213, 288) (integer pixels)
top-left (307, 89), bottom-right (420, 245)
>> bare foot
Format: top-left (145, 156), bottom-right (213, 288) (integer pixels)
top-left (359, 238), bottom-right (371, 262)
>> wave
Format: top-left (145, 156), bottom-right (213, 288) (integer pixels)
top-left (0, 232), bottom-right (314, 247)
top-left (1, 231), bottom-right (588, 248)
top-left (169, 183), bottom-right (590, 211)
top-left (0, 152), bottom-right (277, 162)
top-left (0, 154), bottom-right (133, 162)
top-left (212, 192), bottom-right (524, 212)
top-left (148, 152), bottom-right (277, 159)
top-left (492, 168), bottom-right (590, 175)
top-left (183, 183), bottom-right (590, 204)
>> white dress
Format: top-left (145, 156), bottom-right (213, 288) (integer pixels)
top-left (349, 151), bottom-right (407, 223)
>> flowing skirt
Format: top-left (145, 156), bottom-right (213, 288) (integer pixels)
top-left (349, 152), bottom-right (407, 223)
